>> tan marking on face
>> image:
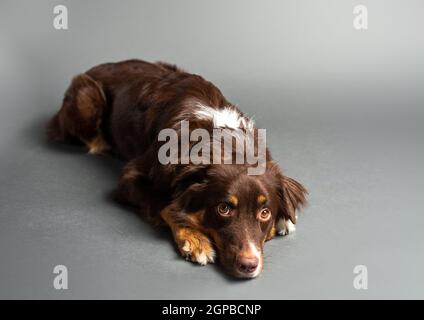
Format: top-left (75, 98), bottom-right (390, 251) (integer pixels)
top-left (266, 223), bottom-right (276, 241)
top-left (257, 195), bottom-right (267, 205)
top-left (229, 195), bottom-right (238, 207)
top-left (240, 241), bottom-right (260, 259)
top-left (240, 248), bottom-right (253, 258)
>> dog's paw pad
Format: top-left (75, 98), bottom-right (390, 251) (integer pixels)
top-left (276, 218), bottom-right (296, 236)
top-left (177, 230), bottom-right (215, 265)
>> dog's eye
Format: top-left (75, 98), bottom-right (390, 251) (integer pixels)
top-left (258, 208), bottom-right (272, 221)
top-left (217, 203), bottom-right (231, 216)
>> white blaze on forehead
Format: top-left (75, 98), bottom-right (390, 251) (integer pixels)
top-left (194, 104), bottom-right (254, 130)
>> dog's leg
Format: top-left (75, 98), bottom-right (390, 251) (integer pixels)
top-left (115, 159), bottom-right (166, 225)
top-left (160, 205), bottom-right (215, 265)
top-left (47, 73), bottom-right (109, 154)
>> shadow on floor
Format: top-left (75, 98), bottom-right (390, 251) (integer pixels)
top-left (25, 113), bottom-right (246, 282)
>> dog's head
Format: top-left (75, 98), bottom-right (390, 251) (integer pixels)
top-left (173, 161), bottom-right (307, 278)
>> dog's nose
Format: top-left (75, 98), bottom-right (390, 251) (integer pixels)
top-left (236, 255), bottom-right (259, 274)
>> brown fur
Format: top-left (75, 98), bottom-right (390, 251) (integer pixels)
top-left (47, 59), bottom-right (308, 278)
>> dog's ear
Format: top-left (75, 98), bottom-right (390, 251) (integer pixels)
top-left (267, 161), bottom-right (308, 224)
top-left (172, 164), bottom-right (209, 190)
top-left (172, 164), bottom-right (210, 212)
top-left (280, 175), bottom-right (307, 223)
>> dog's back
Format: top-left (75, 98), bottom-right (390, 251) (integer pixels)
top-left (48, 59), bottom-right (230, 160)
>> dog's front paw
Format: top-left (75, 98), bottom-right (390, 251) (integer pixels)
top-left (176, 229), bottom-right (216, 265)
top-left (276, 218), bottom-right (296, 236)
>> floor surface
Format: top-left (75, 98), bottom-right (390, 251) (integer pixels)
top-left (1, 0), bottom-right (423, 299)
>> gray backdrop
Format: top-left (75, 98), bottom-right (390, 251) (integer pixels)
top-left (0, 0), bottom-right (423, 299)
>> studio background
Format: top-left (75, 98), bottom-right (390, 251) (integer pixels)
top-left (0, 0), bottom-right (423, 299)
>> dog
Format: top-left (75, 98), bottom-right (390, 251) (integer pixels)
top-left (47, 59), bottom-right (307, 278)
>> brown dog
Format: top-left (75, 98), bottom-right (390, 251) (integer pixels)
top-left (47, 59), bottom-right (307, 278)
